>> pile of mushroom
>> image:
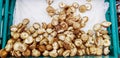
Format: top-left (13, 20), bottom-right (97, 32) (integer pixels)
top-left (0, 0), bottom-right (111, 57)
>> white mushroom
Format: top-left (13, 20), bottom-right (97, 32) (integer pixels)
top-left (63, 50), bottom-right (71, 57)
top-left (0, 49), bottom-right (8, 58)
top-left (72, 2), bottom-right (79, 9)
top-left (5, 43), bottom-right (13, 52)
top-left (35, 35), bottom-right (43, 42)
top-left (101, 21), bottom-right (112, 28)
top-left (46, 28), bottom-right (53, 34)
top-left (32, 49), bottom-right (41, 57)
top-left (10, 25), bottom-right (18, 32)
top-left (85, 3), bottom-right (92, 10)
top-left (49, 49), bottom-right (58, 57)
top-left (58, 34), bottom-right (66, 41)
top-left (13, 42), bottom-right (27, 52)
top-left (20, 32), bottom-right (29, 39)
top-left (96, 48), bottom-right (102, 55)
top-left (37, 28), bottom-right (46, 34)
top-left (103, 39), bottom-right (111, 47)
top-left (103, 34), bottom-right (110, 39)
top-left (73, 22), bottom-right (80, 29)
top-left (77, 49), bottom-right (85, 56)
top-left (74, 39), bottom-right (82, 47)
top-left (59, 2), bottom-right (66, 8)
top-left (58, 41), bottom-right (64, 48)
top-left (52, 42), bottom-right (59, 50)
top-left (81, 34), bottom-right (89, 42)
top-left (104, 47), bottom-right (110, 55)
top-left (12, 32), bottom-right (20, 39)
top-left (46, 0), bottom-right (53, 5)
top-left (43, 50), bottom-right (49, 56)
top-left (33, 23), bottom-right (40, 30)
top-left (22, 18), bottom-right (30, 25)
top-left (93, 24), bottom-right (102, 31)
top-left (51, 31), bottom-right (57, 37)
top-left (58, 48), bottom-right (64, 56)
top-left (70, 48), bottom-right (77, 56)
top-left (22, 49), bottom-right (31, 56)
top-left (79, 5), bottom-right (87, 13)
top-left (24, 36), bottom-right (34, 44)
top-left (47, 35), bottom-right (54, 44)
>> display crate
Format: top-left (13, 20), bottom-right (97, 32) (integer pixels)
top-left (0, 0), bottom-right (119, 58)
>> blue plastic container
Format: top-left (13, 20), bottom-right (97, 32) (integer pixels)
top-left (0, 0), bottom-right (119, 58)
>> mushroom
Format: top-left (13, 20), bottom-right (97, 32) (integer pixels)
top-left (86, 48), bottom-right (90, 55)
top-left (10, 25), bottom-right (18, 32)
top-left (47, 35), bottom-right (54, 44)
top-left (38, 45), bottom-right (46, 52)
top-left (59, 2), bottom-right (66, 8)
top-left (103, 39), bottom-right (111, 47)
top-left (101, 21), bottom-right (112, 28)
top-left (58, 34), bottom-right (66, 41)
top-left (22, 49), bottom-right (31, 56)
top-left (72, 2), bottom-right (79, 9)
top-left (99, 30), bottom-right (108, 34)
top-left (81, 34), bottom-right (89, 43)
top-left (37, 28), bottom-right (46, 35)
top-left (46, 0), bottom-right (53, 5)
top-left (60, 21), bottom-right (68, 30)
top-left (5, 43), bottom-right (13, 52)
top-left (70, 48), bottom-right (77, 56)
top-left (46, 6), bottom-right (56, 16)
top-left (51, 31), bottom-right (57, 37)
top-left (35, 35), bottom-right (43, 42)
top-left (104, 47), bottom-right (110, 55)
top-left (40, 38), bottom-right (48, 45)
top-left (43, 50), bottom-right (49, 56)
top-left (96, 48), bottom-right (102, 55)
top-left (12, 32), bottom-right (20, 39)
top-left (86, 0), bottom-right (92, 2)
top-left (93, 24), bottom-right (102, 31)
top-left (10, 50), bottom-right (21, 57)
top-left (49, 49), bottom-right (58, 57)
top-left (46, 28), bottom-right (53, 34)
top-left (58, 41), bottom-right (64, 48)
top-left (42, 22), bottom-right (47, 29)
top-left (77, 49), bottom-right (85, 56)
top-left (33, 23), bottom-right (40, 30)
top-left (32, 49), bottom-right (41, 57)
top-left (63, 50), bottom-right (71, 57)
top-left (103, 34), bottom-right (110, 39)
top-left (74, 39), bottom-right (82, 47)
top-left (20, 32), bottom-right (29, 39)
top-left (7, 39), bottom-right (15, 44)
top-left (85, 3), bottom-right (92, 10)
top-left (46, 44), bottom-right (53, 51)
top-left (29, 41), bottom-right (37, 50)
top-left (17, 23), bottom-right (23, 29)
top-left (89, 46), bottom-right (96, 55)
top-left (32, 31), bottom-right (38, 38)
top-left (22, 18), bottom-right (30, 25)
top-left (0, 49), bottom-right (8, 58)
top-left (73, 22), bottom-right (80, 29)
top-left (87, 30), bottom-right (94, 36)
top-left (13, 42), bottom-right (27, 52)
top-left (29, 26), bottom-right (35, 34)
top-left (79, 5), bottom-right (87, 13)
top-left (24, 36), bottom-right (34, 44)
top-left (52, 42), bottom-right (59, 50)
top-left (58, 48), bottom-right (64, 56)
top-left (81, 16), bottom-right (88, 27)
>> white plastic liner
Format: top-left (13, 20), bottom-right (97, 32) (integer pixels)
top-left (13, 0), bottom-right (109, 32)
